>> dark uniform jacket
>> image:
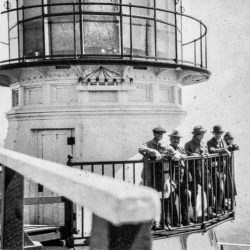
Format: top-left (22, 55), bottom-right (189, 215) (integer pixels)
top-left (185, 137), bottom-right (208, 184)
top-left (138, 139), bottom-right (164, 191)
top-left (207, 137), bottom-right (225, 154)
top-left (185, 137), bottom-right (208, 156)
top-left (168, 144), bottom-right (190, 185)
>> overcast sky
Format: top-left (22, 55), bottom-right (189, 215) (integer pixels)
top-left (1, 1), bottom-right (249, 143)
top-left (0, 0), bottom-right (250, 245)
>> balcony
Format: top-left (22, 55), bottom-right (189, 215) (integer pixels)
top-left (0, 147), bottom-right (235, 248)
top-left (1, 1), bottom-right (209, 75)
top-left (69, 152), bottom-right (235, 243)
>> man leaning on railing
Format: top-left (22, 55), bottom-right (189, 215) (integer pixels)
top-left (185, 126), bottom-right (214, 219)
top-left (138, 127), bottom-right (167, 230)
top-left (207, 125), bottom-right (233, 213)
top-left (165, 130), bottom-right (192, 227)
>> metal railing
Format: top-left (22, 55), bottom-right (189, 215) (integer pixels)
top-left (0, 147), bottom-right (160, 249)
top-left (70, 153), bottom-right (235, 241)
top-left (1, 2), bottom-right (208, 70)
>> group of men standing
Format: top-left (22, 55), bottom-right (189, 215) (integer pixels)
top-left (138, 125), bottom-right (239, 230)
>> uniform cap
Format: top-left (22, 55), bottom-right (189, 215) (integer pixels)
top-left (212, 125), bottom-right (224, 134)
top-left (168, 130), bottom-right (183, 138)
top-left (192, 125), bottom-right (207, 135)
top-left (152, 127), bottom-right (166, 133)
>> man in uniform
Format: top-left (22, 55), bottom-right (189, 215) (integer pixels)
top-left (138, 126), bottom-right (167, 229)
top-left (185, 126), bottom-right (213, 220)
top-left (207, 125), bottom-right (231, 212)
top-left (139, 126), bottom-right (166, 190)
top-left (166, 130), bottom-right (192, 226)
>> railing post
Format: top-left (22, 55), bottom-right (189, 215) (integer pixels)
top-left (119, 0), bottom-right (123, 58)
top-left (73, 1), bottom-right (77, 58)
top-left (205, 33), bottom-right (208, 68)
top-left (22, 5), bottom-right (25, 61)
top-left (79, 0), bottom-right (83, 56)
top-left (63, 154), bottom-right (74, 249)
top-left (194, 40), bottom-right (197, 67)
top-left (174, 4), bottom-right (178, 63)
top-left (200, 22), bottom-right (203, 68)
top-left (1, 166), bottom-right (24, 249)
top-left (201, 158), bottom-right (205, 227)
top-left (42, 0), bottom-right (45, 59)
top-left (90, 215), bottom-right (152, 250)
top-left (129, 3), bottom-right (132, 59)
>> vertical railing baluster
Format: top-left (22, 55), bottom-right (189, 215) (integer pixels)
top-left (112, 163), bottom-right (115, 178)
top-left (16, 0), bottom-right (20, 62)
top-left (218, 156), bottom-right (221, 213)
top-left (42, 0), bottom-right (45, 59)
top-left (22, 5), bottom-right (25, 61)
top-left (170, 161), bottom-right (174, 226)
top-left (180, 7), bottom-right (183, 63)
top-left (102, 164), bottom-right (104, 176)
top-left (119, 0), bottom-right (123, 58)
top-left (91, 164), bottom-right (94, 173)
top-left (123, 163), bottom-right (125, 181)
top-left (81, 207), bottom-right (84, 239)
top-left (200, 22), bottom-right (203, 68)
top-left (231, 153), bottom-right (235, 213)
top-left (129, 3), bottom-right (132, 59)
top-left (194, 41), bottom-right (196, 67)
top-left (143, 160), bottom-right (146, 186)
top-left (73, 2), bottom-right (76, 58)
top-left (193, 159), bottom-right (197, 222)
top-left (205, 157), bottom-right (209, 220)
top-left (226, 156), bottom-right (229, 211)
top-left (223, 156), bottom-right (226, 214)
top-left (153, 162), bottom-right (156, 189)
top-left (79, 0), bottom-right (83, 56)
top-left (7, 2), bottom-right (10, 62)
top-left (161, 163), bottom-right (165, 229)
top-left (178, 163), bottom-right (181, 226)
top-left (154, 0), bottom-right (157, 60)
top-left (215, 158), bottom-right (218, 215)
top-left (186, 160), bottom-right (189, 224)
top-left (49, 19), bottom-right (53, 57)
top-left (133, 163), bottom-right (135, 184)
top-left (205, 32), bottom-right (208, 68)
top-left (209, 158), bottom-right (214, 219)
top-left (201, 158), bottom-right (205, 225)
top-left (174, 3), bottom-right (178, 63)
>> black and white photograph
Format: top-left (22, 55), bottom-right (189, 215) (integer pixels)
top-left (0, 1), bottom-right (249, 249)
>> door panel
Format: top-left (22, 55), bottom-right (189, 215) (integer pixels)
top-left (26, 129), bottom-right (74, 226)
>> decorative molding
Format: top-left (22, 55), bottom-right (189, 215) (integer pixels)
top-left (128, 85), bottom-right (152, 102)
top-left (76, 85), bottom-right (136, 92)
top-left (159, 85), bottom-right (172, 103)
top-left (90, 91), bottom-right (117, 102)
top-left (24, 87), bottom-right (42, 106)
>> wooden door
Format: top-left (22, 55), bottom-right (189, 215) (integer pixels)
top-left (26, 129), bottom-right (74, 226)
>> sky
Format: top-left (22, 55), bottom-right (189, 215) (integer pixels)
top-left (0, 0), bottom-right (250, 247)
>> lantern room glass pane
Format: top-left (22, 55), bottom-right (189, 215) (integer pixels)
top-left (24, 20), bottom-right (43, 57)
top-left (82, 15), bottom-right (119, 54)
top-left (50, 15), bottom-right (80, 55)
top-left (49, 0), bottom-right (79, 13)
top-left (82, 0), bottom-right (119, 12)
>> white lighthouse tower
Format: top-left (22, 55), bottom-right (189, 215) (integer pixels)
top-left (0, 0), bottom-right (219, 248)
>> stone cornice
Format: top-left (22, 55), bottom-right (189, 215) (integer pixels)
top-left (6, 105), bottom-right (186, 121)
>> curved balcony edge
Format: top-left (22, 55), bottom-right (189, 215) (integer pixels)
top-left (0, 58), bottom-right (211, 87)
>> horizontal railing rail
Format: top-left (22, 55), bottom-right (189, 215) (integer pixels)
top-left (218, 242), bottom-right (250, 249)
top-left (70, 152), bottom-right (235, 241)
top-left (1, 2), bottom-right (208, 70)
top-left (0, 147), bottom-right (160, 249)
